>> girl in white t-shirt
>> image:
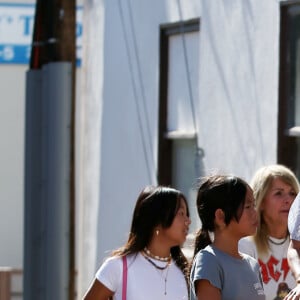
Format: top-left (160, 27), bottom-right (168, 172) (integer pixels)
top-left (83, 185), bottom-right (191, 300)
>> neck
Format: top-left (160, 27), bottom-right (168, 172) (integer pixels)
top-left (268, 231), bottom-right (288, 239)
top-left (264, 223), bottom-right (288, 239)
top-left (146, 240), bottom-right (171, 259)
top-left (213, 232), bottom-right (241, 259)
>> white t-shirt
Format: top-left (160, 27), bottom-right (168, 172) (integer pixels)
top-left (95, 252), bottom-right (188, 300)
top-left (239, 236), bottom-right (295, 300)
top-left (288, 192), bottom-right (300, 240)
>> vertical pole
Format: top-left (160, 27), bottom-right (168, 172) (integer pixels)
top-left (25, 0), bottom-right (76, 299)
top-left (24, 69), bottom-right (43, 299)
top-left (53, 1), bottom-right (76, 299)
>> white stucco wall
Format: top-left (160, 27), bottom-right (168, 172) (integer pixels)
top-left (78, 0), bottom-right (201, 296)
top-left (196, 0), bottom-right (280, 180)
top-left (78, 0), bottom-right (291, 297)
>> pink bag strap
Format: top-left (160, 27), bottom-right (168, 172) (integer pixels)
top-left (122, 256), bottom-right (127, 300)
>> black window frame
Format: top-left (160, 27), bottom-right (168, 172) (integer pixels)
top-left (278, 1), bottom-right (300, 175)
top-left (157, 18), bottom-right (200, 185)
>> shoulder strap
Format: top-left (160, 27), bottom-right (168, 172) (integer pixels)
top-left (122, 256), bottom-right (127, 300)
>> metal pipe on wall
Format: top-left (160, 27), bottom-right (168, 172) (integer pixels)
top-left (24, 62), bottom-right (73, 300)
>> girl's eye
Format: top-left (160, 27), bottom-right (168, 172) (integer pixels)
top-left (274, 190), bottom-right (296, 197)
top-left (245, 202), bottom-right (256, 209)
top-left (177, 210), bottom-right (185, 217)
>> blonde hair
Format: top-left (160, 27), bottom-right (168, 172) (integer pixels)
top-left (251, 164), bottom-right (299, 256)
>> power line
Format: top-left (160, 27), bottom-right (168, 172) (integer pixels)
top-left (117, 0), bottom-right (155, 183)
top-left (127, 0), bottom-right (157, 182)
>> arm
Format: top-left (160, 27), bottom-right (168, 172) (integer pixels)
top-left (83, 278), bottom-right (114, 300)
top-left (284, 240), bottom-right (300, 300)
top-left (288, 239), bottom-right (300, 281)
top-left (195, 279), bottom-right (221, 300)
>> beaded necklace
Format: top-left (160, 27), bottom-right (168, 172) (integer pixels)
top-left (144, 247), bottom-right (171, 262)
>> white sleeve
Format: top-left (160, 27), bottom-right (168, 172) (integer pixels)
top-left (238, 236), bottom-right (258, 259)
top-left (95, 256), bottom-right (122, 292)
top-left (289, 193), bottom-right (300, 241)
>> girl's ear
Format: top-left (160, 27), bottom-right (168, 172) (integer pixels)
top-left (215, 208), bottom-right (225, 227)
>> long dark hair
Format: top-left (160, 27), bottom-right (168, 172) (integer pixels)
top-left (113, 185), bottom-right (190, 281)
top-left (193, 175), bottom-right (248, 257)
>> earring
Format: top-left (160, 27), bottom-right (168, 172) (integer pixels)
top-left (156, 229), bottom-right (159, 236)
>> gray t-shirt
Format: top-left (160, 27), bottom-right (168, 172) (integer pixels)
top-left (190, 245), bottom-right (265, 300)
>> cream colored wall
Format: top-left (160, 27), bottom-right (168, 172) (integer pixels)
top-left (0, 0), bottom-right (83, 270)
top-left (0, 64), bottom-right (26, 267)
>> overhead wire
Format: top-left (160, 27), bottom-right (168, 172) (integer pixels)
top-left (127, 0), bottom-right (158, 184)
top-left (177, 0), bottom-right (198, 139)
top-left (177, 0), bottom-right (205, 176)
top-left (117, 0), bottom-right (155, 184)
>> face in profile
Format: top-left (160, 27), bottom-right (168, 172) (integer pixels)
top-left (160, 198), bottom-right (191, 247)
top-left (228, 187), bottom-right (258, 238)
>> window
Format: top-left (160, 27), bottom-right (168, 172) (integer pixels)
top-left (158, 18), bottom-right (201, 236)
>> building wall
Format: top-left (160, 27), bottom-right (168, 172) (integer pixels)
top-left (0, 0), bottom-right (35, 267)
top-left (0, 0), bottom-right (83, 272)
top-left (196, 0), bottom-right (280, 179)
top-left (78, 0), bottom-right (291, 297)
top-left (0, 0), bottom-right (290, 297)
top-left (0, 64), bottom-right (26, 267)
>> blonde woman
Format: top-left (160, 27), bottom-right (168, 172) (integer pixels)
top-left (239, 165), bottom-right (300, 300)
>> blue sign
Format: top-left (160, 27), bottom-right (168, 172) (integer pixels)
top-left (0, 3), bottom-right (83, 65)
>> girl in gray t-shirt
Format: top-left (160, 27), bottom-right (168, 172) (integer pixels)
top-left (190, 174), bottom-right (265, 300)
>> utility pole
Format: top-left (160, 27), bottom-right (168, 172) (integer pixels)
top-left (24, 0), bottom-right (76, 299)
top-left (30, 0), bottom-right (76, 68)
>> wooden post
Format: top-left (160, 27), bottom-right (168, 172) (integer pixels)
top-left (55, 2), bottom-right (76, 299)
top-left (0, 267), bottom-right (11, 300)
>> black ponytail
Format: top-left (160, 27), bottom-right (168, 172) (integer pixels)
top-left (193, 228), bottom-right (212, 257)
